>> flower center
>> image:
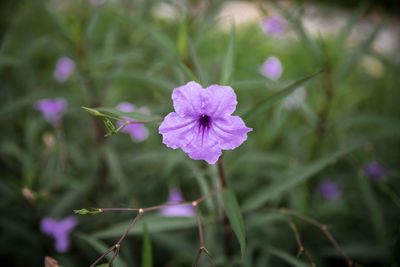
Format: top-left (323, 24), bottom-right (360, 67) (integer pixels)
top-left (199, 114), bottom-right (211, 131)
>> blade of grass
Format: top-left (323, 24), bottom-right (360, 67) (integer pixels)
top-left (243, 146), bottom-right (356, 211)
top-left (271, 3), bottom-right (323, 64)
top-left (93, 216), bottom-right (196, 239)
top-left (124, 14), bottom-right (198, 82)
top-left (141, 223), bottom-right (153, 267)
top-left (222, 188), bottom-right (246, 258)
top-left (337, 1), bottom-right (370, 45)
top-left (220, 21), bottom-right (235, 85)
top-left (269, 247), bottom-right (310, 267)
top-left (188, 39), bottom-right (207, 85)
top-left (243, 70), bottom-right (323, 121)
top-left (334, 22), bottom-right (383, 87)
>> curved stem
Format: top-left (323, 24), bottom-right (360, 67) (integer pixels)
top-left (88, 188), bottom-right (223, 266)
top-left (270, 208), bottom-right (354, 266)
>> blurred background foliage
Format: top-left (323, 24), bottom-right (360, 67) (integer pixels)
top-left (0, 0), bottom-right (399, 266)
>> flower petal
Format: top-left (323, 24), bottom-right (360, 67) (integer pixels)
top-left (55, 235), bottom-right (70, 253)
top-left (212, 116), bottom-right (252, 150)
top-left (159, 112), bottom-right (197, 149)
top-left (116, 102), bottom-right (136, 112)
top-left (121, 123), bottom-right (149, 142)
top-left (172, 81), bottom-right (204, 117)
top-left (181, 123), bottom-right (222, 164)
top-left (40, 217), bottom-right (57, 235)
top-left (203, 85), bottom-right (238, 118)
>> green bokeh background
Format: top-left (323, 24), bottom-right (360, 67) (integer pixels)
top-left (0, 0), bottom-right (399, 266)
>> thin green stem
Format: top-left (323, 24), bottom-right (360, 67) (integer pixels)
top-left (217, 157), bottom-right (232, 261)
top-left (269, 208), bottom-right (354, 266)
top-left (87, 188), bottom-right (222, 266)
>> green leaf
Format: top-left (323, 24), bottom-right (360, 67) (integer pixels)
top-left (76, 233), bottom-right (128, 267)
top-left (103, 118), bottom-right (117, 136)
top-left (334, 21), bottom-right (383, 86)
top-left (93, 216), bottom-right (196, 239)
top-left (188, 39), bottom-right (207, 85)
top-left (82, 107), bottom-right (104, 117)
top-left (245, 213), bottom-right (285, 229)
top-left (337, 1), bottom-right (370, 46)
top-left (243, 146), bottom-right (356, 211)
top-left (358, 173), bottom-right (385, 242)
top-left (38, 0), bottom-right (74, 43)
top-left (177, 62), bottom-right (200, 83)
top-left (74, 208), bottom-right (102, 215)
top-left (272, 3), bottom-right (323, 64)
top-left (126, 15), bottom-right (177, 56)
top-left (243, 70), bottom-right (323, 121)
top-left (177, 19), bottom-right (188, 62)
top-left (112, 71), bottom-right (175, 91)
top-left (97, 107), bottom-right (160, 122)
top-left (269, 247), bottom-right (309, 267)
top-left (220, 21), bottom-right (235, 85)
top-left (222, 188), bottom-right (246, 258)
top-left (126, 15), bottom-right (198, 82)
top-left (141, 223), bottom-right (153, 267)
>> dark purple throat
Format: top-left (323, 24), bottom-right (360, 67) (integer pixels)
top-left (199, 114), bottom-right (211, 131)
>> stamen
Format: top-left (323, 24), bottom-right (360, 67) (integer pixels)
top-left (198, 115), bottom-right (211, 145)
top-left (199, 115), bottom-right (211, 131)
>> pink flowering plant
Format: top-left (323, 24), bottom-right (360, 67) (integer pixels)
top-left (78, 28), bottom-right (327, 266)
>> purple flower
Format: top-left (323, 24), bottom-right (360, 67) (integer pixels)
top-left (40, 216), bottom-right (78, 253)
top-left (363, 162), bottom-right (387, 180)
top-left (116, 102), bottom-right (149, 142)
top-left (54, 57), bottom-right (75, 83)
top-left (158, 81), bottom-right (252, 164)
top-left (260, 56), bottom-right (283, 81)
top-left (261, 15), bottom-right (286, 36)
top-left (36, 98), bottom-right (67, 126)
top-left (160, 189), bottom-right (194, 217)
top-left (318, 180), bottom-right (342, 201)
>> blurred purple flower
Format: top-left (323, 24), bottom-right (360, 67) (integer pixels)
top-left (116, 102), bottom-right (149, 142)
top-left (40, 216), bottom-right (78, 253)
top-left (261, 15), bottom-right (286, 36)
top-left (53, 57), bottom-right (75, 83)
top-left (160, 189), bottom-right (194, 217)
top-left (318, 180), bottom-right (342, 201)
top-left (36, 98), bottom-right (67, 126)
top-left (363, 162), bottom-right (387, 180)
top-left (158, 81), bottom-right (252, 164)
top-left (284, 87), bottom-right (307, 110)
top-left (260, 56), bottom-right (283, 81)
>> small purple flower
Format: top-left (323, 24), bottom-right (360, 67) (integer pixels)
top-left (41, 216), bottom-right (78, 253)
top-left (363, 162), bottom-right (387, 180)
top-left (54, 57), bottom-right (75, 83)
top-left (261, 15), bottom-right (286, 36)
top-left (158, 81), bottom-right (252, 164)
top-left (160, 189), bottom-right (194, 217)
top-left (36, 98), bottom-right (67, 126)
top-left (116, 102), bottom-right (149, 142)
top-left (318, 180), bottom-right (342, 201)
top-left (260, 56), bottom-right (283, 81)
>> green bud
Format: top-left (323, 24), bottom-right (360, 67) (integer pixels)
top-left (82, 107), bottom-right (104, 117)
top-left (74, 208), bottom-right (102, 215)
